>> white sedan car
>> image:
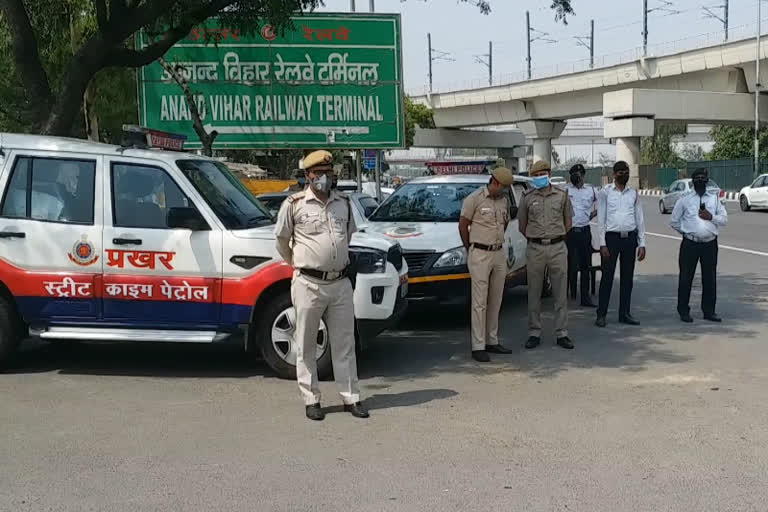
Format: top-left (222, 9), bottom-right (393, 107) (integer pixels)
top-left (739, 174), bottom-right (768, 212)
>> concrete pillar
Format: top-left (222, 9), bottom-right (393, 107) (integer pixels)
top-left (604, 115), bottom-right (654, 190)
top-left (517, 120), bottom-right (566, 170)
top-left (615, 137), bottom-right (641, 189)
top-left (497, 147), bottom-right (528, 173)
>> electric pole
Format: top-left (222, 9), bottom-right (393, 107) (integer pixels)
top-left (369, 0), bottom-right (374, 12)
top-left (755, 0), bottom-right (761, 177)
top-left (575, 20), bottom-right (595, 68)
top-left (474, 41), bottom-right (493, 85)
top-left (702, 1), bottom-right (729, 42)
top-left (350, 0), bottom-right (355, 11)
top-left (643, 1), bottom-right (679, 56)
top-left (526, 11), bottom-right (556, 80)
top-left (427, 33), bottom-right (454, 92)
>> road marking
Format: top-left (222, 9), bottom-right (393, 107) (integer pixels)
top-left (646, 231), bottom-right (768, 257)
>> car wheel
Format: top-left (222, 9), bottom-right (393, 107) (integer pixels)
top-left (0, 296), bottom-right (23, 367)
top-left (658, 200), bottom-right (669, 214)
top-left (257, 290), bottom-right (332, 380)
top-left (740, 195), bottom-right (751, 212)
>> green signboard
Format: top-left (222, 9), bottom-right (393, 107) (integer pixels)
top-left (137, 13), bottom-right (404, 150)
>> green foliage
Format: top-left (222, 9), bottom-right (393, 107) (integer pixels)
top-left (640, 123), bottom-right (685, 166)
top-left (404, 96), bottom-right (435, 148)
top-left (708, 124), bottom-right (768, 161)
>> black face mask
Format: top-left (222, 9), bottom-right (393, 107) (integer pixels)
top-left (570, 173), bottom-right (583, 186)
top-left (615, 174), bottom-right (629, 186)
top-left (693, 179), bottom-right (708, 195)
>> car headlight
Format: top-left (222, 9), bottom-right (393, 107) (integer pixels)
top-left (433, 246), bottom-right (467, 268)
top-left (349, 247), bottom-right (387, 273)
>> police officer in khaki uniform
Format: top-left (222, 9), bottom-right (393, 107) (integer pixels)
top-left (459, 167), bottom-right (515, 363)
top-left (274, 150), bottom-right (368, 421)
top-left (518, 160), bottom-right (574, 350)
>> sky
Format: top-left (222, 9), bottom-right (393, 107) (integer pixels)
top-left (318, 0), bottom-right (761, 93)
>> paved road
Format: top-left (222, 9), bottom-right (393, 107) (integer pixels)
top-left (2, 200), bottom-right (768, 511)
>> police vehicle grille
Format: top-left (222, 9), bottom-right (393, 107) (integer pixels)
top-left (402, 251), bottom-right (434, 273)
top-left (387, 245), bottom-right (403, 271)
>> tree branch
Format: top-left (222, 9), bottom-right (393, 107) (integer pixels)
top-left (94, 0), bottom-right (108, 30)
top-left (0, 0), bottom-right (53, 125)
top-left (159, 57), bottom-right (217, 155)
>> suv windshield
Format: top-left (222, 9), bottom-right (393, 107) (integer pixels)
top-left (369, 182), bottom-right (483, 222)
top-left (176, 160), bottom-right (272, 229)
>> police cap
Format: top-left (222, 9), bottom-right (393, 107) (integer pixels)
top-left (491, 166), bottom-right (514, 186)
top-left (303, 150), bottom-right (334, 171)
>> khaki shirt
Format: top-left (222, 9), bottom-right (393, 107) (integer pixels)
top-left (274, 187), bottom-right (357, 272)
top-left (460, 186), bottom-right (510, 246)
top-left (519, 186), bottom-right (571, 239)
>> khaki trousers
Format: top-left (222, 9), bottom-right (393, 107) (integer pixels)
top-left (291, 273), bottom-right (360, 405)
top-left (526, 241), bottom-right (568, 337)
top-left (468, 246), bottom-right (507, 351)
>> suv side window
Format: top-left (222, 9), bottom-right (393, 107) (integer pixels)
top-left (0, 156), bottom-right (96, 224)
top-left (111, 163), bottom-right (191, 229)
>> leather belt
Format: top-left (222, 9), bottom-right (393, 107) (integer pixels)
top-left (607, 230), bottom-right (638, 239)
top-left (529, 236), bottom-right (565, 245)
top-left (472, 242), bottom-right (503, 251)
top-left (299, 267), bottom-right (349, 281)
top-left (571, 226), bottom-right (591, 233)
top-left (684, 234), bottom-right (717, 244)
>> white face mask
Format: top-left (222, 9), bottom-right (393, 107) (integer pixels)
top-left (311, 174), bottom-right (331, 194)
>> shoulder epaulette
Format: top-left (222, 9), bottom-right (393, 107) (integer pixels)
top-left (286, 192), bottom-right (305, 203)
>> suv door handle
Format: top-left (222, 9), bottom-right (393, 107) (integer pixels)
top-left (0, 232), bottom-right (25, 239)
top-left (113, 238), bottom-right (142, 245)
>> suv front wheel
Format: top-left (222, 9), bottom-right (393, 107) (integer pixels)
top-left (257, 290), bottom-right (332, 380)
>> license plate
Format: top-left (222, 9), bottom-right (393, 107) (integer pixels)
top-left (400, 279), bottom-right (409, 298)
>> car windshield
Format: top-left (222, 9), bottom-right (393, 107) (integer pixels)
top-left (369, 182), bottom-right (483, 222)
top-left (259, 195), bottom-right (288, 216)
top-left (176, 160), bottom-right (273, 229)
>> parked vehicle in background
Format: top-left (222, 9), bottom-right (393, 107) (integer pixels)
top-left (362, 174), bottom-right (532, 305)
top-left (739, 174), bottom-right (768, 212)
top-left (550, 176), bottom-right (566, 188)
top-left (257, 191), bottom-right (380, 226)
top-left (659, 178), bottom-right (724, 214)
top-left (0, 133), bottom-right (407, 379)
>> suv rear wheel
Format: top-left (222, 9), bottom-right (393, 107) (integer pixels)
top-left (0, 296), bottom-right (23, 366)
top-left (257, 290), bottom-right (332, 380)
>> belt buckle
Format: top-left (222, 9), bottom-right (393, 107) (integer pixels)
top-left (326, 271), bottom-right (340, 280)
top-left (541, 239), bottom-right (551, 245)
top-left (620, 231), bottom-right (629, 239)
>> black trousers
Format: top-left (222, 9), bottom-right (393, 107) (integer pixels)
top-left (677, 238), bottom-right (718, 317)
top-left (597, 231), bottom-right (637, 319)
top-left (567, 226), bottom-right (592, 303)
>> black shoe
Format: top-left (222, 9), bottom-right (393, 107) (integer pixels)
top-left (619, 314), bottom-right (640, 326)
top-left (703, 313), bottom-right (722, 323)
top-left (595, 316), bottom-right (606, 328)
top-left (344, 402), bottom-right (370, 418)
top-left (472, 350), bottom-right (490, 362)
top-left (680, 313), bottom-right (694, 323)
top-left (581, 300), bottom-right (597, 308)
top-left (305, 403), bottom-right (325, 421)
top-left (486, 344), bottom-right (513, 354)
top-left (525, 336), bottom-right (541, 349)
top-left (556, 336), bottom-right (574, 349)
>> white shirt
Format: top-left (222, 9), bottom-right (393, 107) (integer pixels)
top-left (597, 184), bottom-right (646, 248)
top-left (670, 190), bottom-right (727, 241)
top-left (567, 184), bottom-right (597, 227)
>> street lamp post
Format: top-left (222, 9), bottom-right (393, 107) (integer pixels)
top-left (756, 0), bottom-right (762, 177)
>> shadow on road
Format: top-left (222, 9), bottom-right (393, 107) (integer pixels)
top-left (359, 273), bottom-right (768, 382)
top-left (2, 274), bottom-right (766, 384)
top-left (322, 388), bottom-right (459, 415)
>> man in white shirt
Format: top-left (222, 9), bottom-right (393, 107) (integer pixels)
top-left (670, 168), bottom-right (727, 323)
top-left (596, 161), bottom-right (647, 328)
top-left (566, 164), bottom-right (598, 307)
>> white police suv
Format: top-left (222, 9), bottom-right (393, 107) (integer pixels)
top-left (0, 133), bottom-right (407, 379)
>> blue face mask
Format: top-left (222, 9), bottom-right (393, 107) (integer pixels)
top-left (532, 175), bottom-right (550, 189)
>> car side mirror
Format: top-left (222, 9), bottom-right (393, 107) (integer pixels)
top-left (363, 206), bottom-right (377, 218)
top-left (167, 207), bottom-right (209, 230)
top-left (509, 206), bottom-right (519, 220)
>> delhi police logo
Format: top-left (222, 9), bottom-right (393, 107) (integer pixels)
top-left (68, 237), bottom-right (99, 267)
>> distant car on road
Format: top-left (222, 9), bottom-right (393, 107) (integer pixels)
top-left (739, 174), bottom-right (768, 212)
top-left (257, 191), bottom-right (380, 226)
top-left (658, 178), bottom-right (724, 214)
top-left (550, 176), bottom-right (567, 187)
